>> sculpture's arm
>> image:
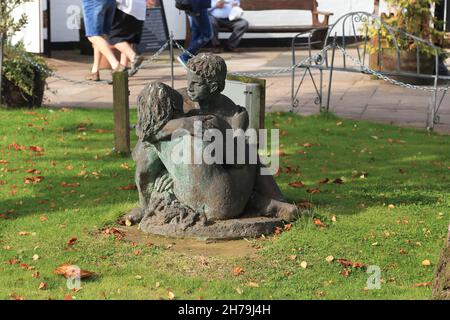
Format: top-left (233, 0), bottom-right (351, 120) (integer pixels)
top-left (149, 115), bottom-right (220, 142)
top-left (231, 107), bottom-right (249, 132)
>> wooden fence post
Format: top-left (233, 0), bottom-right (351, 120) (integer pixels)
top-left (112, 70), bottom-right (131, 155)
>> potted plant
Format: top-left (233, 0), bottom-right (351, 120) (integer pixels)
top-left (0, 0), bottom-right (52, 108)
top-left (2, 41), bottom-right (52, 108)
top-left (368, 0), bottom-right (447, 84)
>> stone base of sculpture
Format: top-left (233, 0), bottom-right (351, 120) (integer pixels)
top-left (137, 208), bottom-right (284, 240)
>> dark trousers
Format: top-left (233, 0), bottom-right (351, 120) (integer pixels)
top-left (181, 10), bottom-right (213, 61)
top-left (208, 15), bottom-right (249, 49)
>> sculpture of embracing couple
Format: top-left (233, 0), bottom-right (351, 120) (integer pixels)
top-left (125, 53), bottom-right (299, 235)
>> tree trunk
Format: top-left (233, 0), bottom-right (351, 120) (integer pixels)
top-left (433, 224), bottom-right (450, 300)
top-left (0, 32), bottom-right (4, 105)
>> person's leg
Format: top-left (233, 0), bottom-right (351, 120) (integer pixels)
top-left (180, 10), bottom-right (213, 62)
top-left (120, 53), bottom-right (129, 67)
top-left (82, 0), bottom-right (122, 70)
top-left (208, 14), bottom-right (221, 48)
top-left (114, 41), bottom-right (136, 64)
top-left (91, 45), bottom-right (101, 73)
top-left (86, 45), bottom-right (102, 81)
top-left (88, 36), bottom-right (120, 70)
top-left (225, 18), bottom-right (249, 50)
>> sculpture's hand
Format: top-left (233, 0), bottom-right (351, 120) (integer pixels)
top-left (154, 173), bottom-right (174, 193)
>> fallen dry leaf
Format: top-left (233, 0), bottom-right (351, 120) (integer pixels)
top-left (340, 268), bottom-right (350, 277)
top-left (387, 138), bottom-right (406, 144)
top-left (24, 176), bottom-right (45, 184)
top-left (9, 294), bottom-right (25, 300)
top-left (38, 282), bottom-right (47, 290)
top-left (421, 259), bottom-right (431, 267)
top-left (32, 254), bottom-right (39, 261)
top-left (247, 282), bottom-right (259, 288)
top-left (274, 226), bottom-right (283, 235)
top-left (284, 224), bottom-right (292, 231)
top-left (8, 143), bottom-right (26, 151)
top-left (102, 227), bottom-right (125, 240)
top-left (95, 129), bottom-right (111, 134)
top-left (319, 178), bottom-right (330, 184)
top-left (120, 163), bottom-right (130, 170)
top-left (307, 188), bottom-right (321, 194)
top-left (413, 282), bottom-right (432, 287)
top-left (233, 267), bottom-right (244, 276)
top-left (313, 218), bottom-right (326, 228)
top-left (63, 294), bottom-right (73, 300)
top-left (168, 290), bottom-right (176, 300)
top-left (29, 146), bottom-right (44, 153)
top-left (288, 181), bottom-right (305, 188)
top-left (18, 231), bottom-right (30, 236)
top-left (298, 200), bottom-right (314, 209)
top-left (53, 264), bottom-right (95, 279)
top-left (117, 184), bottom-right (137, 191)
top-left (300, 261), bottom-right (308, 269)
top-left (25, 169), bottom-right (40, 174)
top-left (336, 259), bottom-right (367, 268)
top-left (61, 182), bottom-right (80, 188)
top-left (326, 255), bottom-right (335, 263)
top-left (67, 238), bottom-right (77, 246)
top-left (5, 258), bottom-right (20, 265)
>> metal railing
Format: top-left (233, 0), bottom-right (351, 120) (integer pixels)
top-left (291, 11), bottom-right (450, 131)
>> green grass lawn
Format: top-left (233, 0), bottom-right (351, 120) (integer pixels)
top-left (0, 108), bottom-right (448, 300)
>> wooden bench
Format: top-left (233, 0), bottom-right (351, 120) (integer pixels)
top-left (185, 0), bottom-right (333, 46)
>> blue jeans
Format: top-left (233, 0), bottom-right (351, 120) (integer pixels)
top-left (82, 0), bottom-right (116, 37)
top-left (180, 10), bottom-right (212, 61)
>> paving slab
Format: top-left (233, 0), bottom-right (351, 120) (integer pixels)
top-left (44, 48), bottom-right (450, 134)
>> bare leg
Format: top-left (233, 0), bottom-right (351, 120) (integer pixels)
top-left (120, 53), bottom-right (129, 68)
top-left (88, 36), bottom-right (120, 70)
top-left (114, 41), bottom-right (136, 63)
top-left (91, 45), bottom-right (102, 73)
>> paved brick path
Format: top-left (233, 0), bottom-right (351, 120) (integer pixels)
top-left (44, 48), bottom-right (450, 134)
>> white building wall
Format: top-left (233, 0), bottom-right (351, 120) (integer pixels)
top-left (46, 0), bottom-right (378, 43)
top-left (11, 0), bottom-right (46, 53)
top-left (15, 0), bottom-right (384, 50)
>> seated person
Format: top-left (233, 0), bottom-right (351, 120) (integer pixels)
top-left (208, 0), bottom-right (249, 53)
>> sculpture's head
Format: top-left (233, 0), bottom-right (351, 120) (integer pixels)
top-left (136, 81), bottom-right (183, 141)
top-left (186, 54), bottom-right (227, 103)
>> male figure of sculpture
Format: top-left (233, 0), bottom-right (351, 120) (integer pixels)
top-left (125, 54), bottom-right (298, 231)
